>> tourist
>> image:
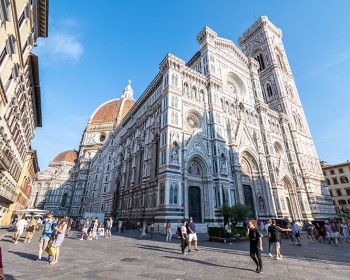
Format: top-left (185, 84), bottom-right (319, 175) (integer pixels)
top-left (37, 217), bottom-right (43, 230)
top-left (291, 221), bottom-right (302, 246)
top-left (50, 218), bottom-right (68, 265)
top-left (340, 220), bottom-right (349, 242)
top-left (91, 218), bottom-right (99, 240)
top-left (14, 215), bottom-right (28, 244)
top-left (0, 246), bottom-right (3, 280)
top-left (324, 221), bottom-right (335, 245)
top-left (80, 220), bottom-right (89, 240)
top-left (24, 219), bottom-right (36, 243)
top-left (224, 222), bottom-right (232, 245)
top-left (187, 217), bottom-right (198, 252)
top-left (333, 228), bottom-right (342, 246)
top-left (166, 220), bottom-right (172, 242)
top-left (66, 216), bottom-right (73, 236)
top-left (302, 221), bottom-right (314, 242)
top-left (180, 219), bottom-right (188, 255)
top-left (140, 221), bottom-right (147, 238)
top-left (35, 214), bottom-right (57, 262)
top-left (268, 220), bottom-right (292, 260)
top-left (176, 220), bottom-right (182, 238)
top-left (246, 220), bottom-right (263, 273)
top-left (150, 221), bottom-right (155, 239)
top-left (87, 218), bottom-right (94, 240)
top-left (80, 217), bottom-right (85, 230)
top-left (97, 221), bottom-right (105, 238)
top-left (118, 220), bottom-right (123, 233)
top-left (106, 218), bottom-right (112, 237)
top-left (264, 219), bottom-right (271, 237)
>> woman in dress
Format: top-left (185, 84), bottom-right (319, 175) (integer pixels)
top-left (50, 218), bottom-right (68, 265)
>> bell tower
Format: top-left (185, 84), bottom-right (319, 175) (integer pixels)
top-left (238, 16), bottom-right (335, 220)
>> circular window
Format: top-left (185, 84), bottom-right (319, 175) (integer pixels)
top-left (185, 110), bottom-right (202, 130)
top-left (99, 134), bottom-right (106, 142)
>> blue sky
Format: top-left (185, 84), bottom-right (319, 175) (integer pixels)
top-left (32, 0), bottom-right (350, 169)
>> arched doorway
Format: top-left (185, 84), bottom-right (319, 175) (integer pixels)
top-left (187, 157), bottom-right (208, 223)
top-left (240, 151), bottom-right (263, 219)
top-left (282, 178), bottom-right (295, 220)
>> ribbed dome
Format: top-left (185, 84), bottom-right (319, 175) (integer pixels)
top-left (52, 150), bottom-right (78, 163)
top-left (91, 99), bottom-right (123, 123)
top-left (90, 98), bottom-right (135, 124)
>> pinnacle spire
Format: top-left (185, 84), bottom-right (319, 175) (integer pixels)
top-left (121, 80), bottom-right (134, 100)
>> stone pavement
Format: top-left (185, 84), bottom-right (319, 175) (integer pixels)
top-left (1, 229), bottom-right (350, 280)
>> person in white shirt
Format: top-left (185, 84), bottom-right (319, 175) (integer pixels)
top-left (14, 216), bottom-right (28, 244)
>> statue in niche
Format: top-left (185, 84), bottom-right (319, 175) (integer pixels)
top-left (171, 146), bottom-right (179, 163)
top-left (221, 159), bottom-right (227, 173)
top-left (258, 196), bottom-right (265, 211)
top-left (188, 162), bottom-right (200, 175)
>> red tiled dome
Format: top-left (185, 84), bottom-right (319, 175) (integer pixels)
top-left (52, 150), bottom-right (78, 163)
top-left (90, 99), bottom-right (135, 124)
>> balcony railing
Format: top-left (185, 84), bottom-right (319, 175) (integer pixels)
top-left (0, 183), bottom-right (16, 203)
top-left (0, 154), bottom-right (11, 171)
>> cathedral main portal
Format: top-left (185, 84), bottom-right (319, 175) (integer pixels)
top-left (188, 186), bottom-right (202, 223)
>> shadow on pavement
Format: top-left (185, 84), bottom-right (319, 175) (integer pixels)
top-left (5, 275), bottom-right (17, 280)
top-left (163, 255), bottom-right (254, 272)
top-left (135, 244), bottom-right (181, 255)
top-left (8, 250), bottom-right (37, 261)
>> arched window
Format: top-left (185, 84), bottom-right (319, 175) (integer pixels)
top-left (254, 52), bottom-right (266, 72)
top-left (275, 49), bottom-right (285, 70)
top-left (297, 114), bottom-right (303, 130)
top-left (183, 83), bottom-right (189, 96)
top-left (200, 90), bottom-right (205, 102)
top-left (267, 84), bottom-right (273, 98)
top-left (192, 87), bottom-right (197, 99)
top-left (169, 183), bottom-right (178, 204)
top-left (61, 193), bottom-right (68, 207)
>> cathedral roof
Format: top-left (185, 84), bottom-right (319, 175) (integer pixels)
top-left (52, 150), bottom-right (78, 163)
top-left (90, 81), bottom-right (135, 124)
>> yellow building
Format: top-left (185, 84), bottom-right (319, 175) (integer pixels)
top-left (321, 161), bottom-right (350, 215)
top-left (0, 0), bottom-right (48, 225)
top-left (2, 149), bottom-right (39, 225)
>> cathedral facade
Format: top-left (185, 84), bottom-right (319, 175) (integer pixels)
top-left (32, 17), bottom-right (335, 227)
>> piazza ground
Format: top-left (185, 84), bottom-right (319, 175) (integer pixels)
top-left (1, 229), bottom-right (350, 280)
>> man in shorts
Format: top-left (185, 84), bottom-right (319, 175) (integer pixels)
top-left (14, 215), bottom-right (28, 244)
top-left (35, 214), bottom-right (57, 262)
top-left (268, 220), bottom-right (292, 260)
top-left (187, 217), bottom-right (199, 252)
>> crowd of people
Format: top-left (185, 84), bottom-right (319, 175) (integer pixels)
top-left (3, 213), bottom-right (350, 275)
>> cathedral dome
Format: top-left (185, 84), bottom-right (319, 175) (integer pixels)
top-left (52, 150), bottom-right (78, 163)
top-left (90, 81), bottom-right (135, 124)
top-left (90, 99), bottom-right (123, 123)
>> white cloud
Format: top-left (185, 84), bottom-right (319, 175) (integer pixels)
top-left (39, 33), bottom-right (83, 62)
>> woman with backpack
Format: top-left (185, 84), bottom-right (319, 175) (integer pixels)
top-left (246, 220), bottom-right (263, 273)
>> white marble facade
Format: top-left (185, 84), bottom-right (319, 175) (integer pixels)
top-left (36, 16), bottom-right (336, 225)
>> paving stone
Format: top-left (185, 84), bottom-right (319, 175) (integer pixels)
top-left (1, 230), bottom-right (350, 279)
